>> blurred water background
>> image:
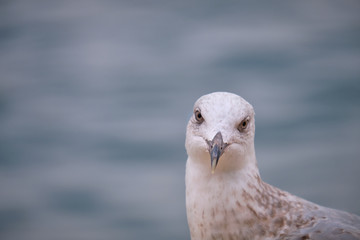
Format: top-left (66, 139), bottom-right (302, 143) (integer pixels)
top-left (0, 1), bottom-right (360, 240)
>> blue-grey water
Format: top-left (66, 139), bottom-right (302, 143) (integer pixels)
top-left (1, 1), bottom-right (360, 240)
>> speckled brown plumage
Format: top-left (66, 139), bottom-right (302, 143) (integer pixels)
top-left (185, 92), bottom-right (360, 240)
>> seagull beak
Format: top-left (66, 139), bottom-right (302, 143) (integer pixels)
top-left (206, 132), bottom-right (228, 174)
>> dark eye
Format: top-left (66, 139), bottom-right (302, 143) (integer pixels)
top-left (194, 110), bottom-right (204, 123)
top-left (238, 117), bottom-right (250, 132)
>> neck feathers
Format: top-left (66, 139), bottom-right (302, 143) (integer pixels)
top-left (186, 153), bottom-right (315, 239)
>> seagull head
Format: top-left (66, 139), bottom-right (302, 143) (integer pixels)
top-left (185, 92), bottom-right (256, 173)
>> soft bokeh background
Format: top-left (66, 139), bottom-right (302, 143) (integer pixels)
top-left (1, 1), bottom-right (359, 240)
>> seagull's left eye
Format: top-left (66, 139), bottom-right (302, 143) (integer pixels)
top-left (238, 117), bottom-right (250, 132)
top-left (194, 110), bottom-right (204, 123)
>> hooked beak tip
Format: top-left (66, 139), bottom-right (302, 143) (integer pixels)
top-left (207, 131), bottom-right (228, 173)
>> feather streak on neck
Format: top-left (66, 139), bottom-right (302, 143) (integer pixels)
top-left (186, 152), bottom-right (317, 239)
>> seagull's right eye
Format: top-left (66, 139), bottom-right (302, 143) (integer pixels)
top-left (194, 110), bottom-right (204, 123)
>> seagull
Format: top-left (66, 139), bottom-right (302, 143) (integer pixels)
top-left (185, 92), bottom-right (360, 240)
